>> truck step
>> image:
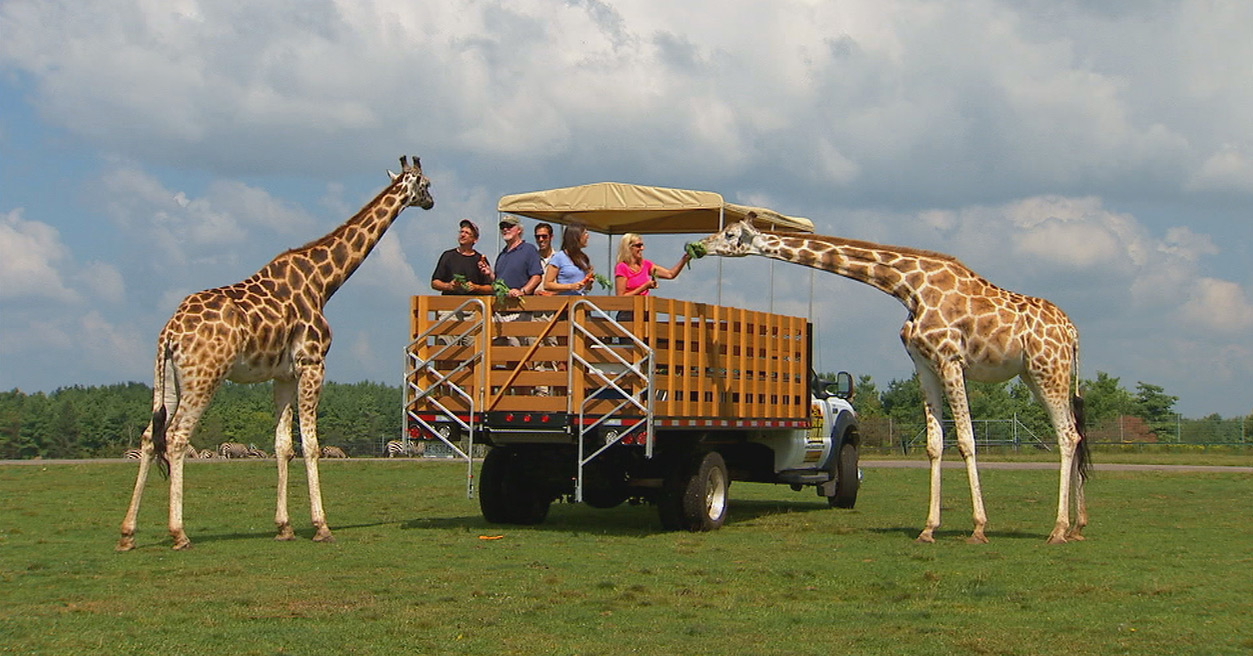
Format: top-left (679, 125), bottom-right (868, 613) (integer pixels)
top-left (775, 471), bottom-right (832, 485)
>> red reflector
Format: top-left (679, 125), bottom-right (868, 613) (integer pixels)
top-left (408, 428), bottom-right (419, 439)
top-left (504, 414), bottom-right (514, 422)
top-left (540, 414), bottom-right (550, 423)
top-left (523, 415), bottom-right (532, 423)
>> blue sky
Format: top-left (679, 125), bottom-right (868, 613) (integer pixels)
top-left (1, 0), bottom-right (1250, 418)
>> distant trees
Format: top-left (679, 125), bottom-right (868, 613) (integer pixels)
top-left (0, 381), bottom-right (400, 459)
top-left (833, 369), bottom-right (1234, 445)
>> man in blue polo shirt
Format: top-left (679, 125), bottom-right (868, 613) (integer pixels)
top-left (493, 215), bottom-right (542, 298)
top-left (491, 216), bottom-right (543, 358)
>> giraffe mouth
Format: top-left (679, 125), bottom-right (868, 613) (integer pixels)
top-left (685, 242), bottom-right (708, 259)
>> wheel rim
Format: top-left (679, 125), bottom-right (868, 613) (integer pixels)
top-left (705, 465), bottom-right (727, 520)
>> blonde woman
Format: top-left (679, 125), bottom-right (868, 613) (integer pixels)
top-left (614, 233), bottom-right (690, 296)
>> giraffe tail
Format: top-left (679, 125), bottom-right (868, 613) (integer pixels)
top-left (1071, 394), bottom-right (1091, 481)
top-left (1070, 331), bottom-right (1091, 481)
top-left (151, 340), bottom-right (175, 479)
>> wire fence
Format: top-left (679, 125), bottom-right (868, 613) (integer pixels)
top-left (857, 415), bottom-right (1251, 455)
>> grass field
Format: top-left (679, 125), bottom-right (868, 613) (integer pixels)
top-left (2, 458), bottom-right (1251, 655)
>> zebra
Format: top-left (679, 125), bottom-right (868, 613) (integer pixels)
top-left (128, 445), bottom-right (199, 459)
top-left (321, 445), bottom-right (348, 458)
top-left (197, 449), bottom-right (217, 459)
top-left (386, 439), bottom-right (426, 458)
top-left (218, 442), bottom-right (250, 459)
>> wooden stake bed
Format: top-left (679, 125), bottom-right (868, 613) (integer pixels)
top-left (405, 295), bottom-right (811, 429)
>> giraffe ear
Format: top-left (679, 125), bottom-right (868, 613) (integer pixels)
top-left (388, 170), bottom-right (399, 181)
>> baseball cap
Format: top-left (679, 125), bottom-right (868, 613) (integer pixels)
top-left (458, 219), bottom-right (479, 238)
top-left (498, 215), bottom-right (521, 229)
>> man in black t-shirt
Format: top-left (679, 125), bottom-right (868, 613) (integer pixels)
top-left (430, 219), bottom-right (493, 295)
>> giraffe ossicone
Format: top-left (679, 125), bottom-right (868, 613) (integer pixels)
top-left (696, 218), bottom-right (1089, 545)
top-left (116, 156), bottom-right (433, 551)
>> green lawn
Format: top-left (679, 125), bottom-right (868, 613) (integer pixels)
top-left (1, 459), bottom-right (1251, 655)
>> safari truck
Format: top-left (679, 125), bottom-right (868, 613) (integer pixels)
top-left (402, 183), bottom-right (861, 531)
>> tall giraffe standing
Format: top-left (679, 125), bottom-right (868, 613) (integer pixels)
top-left (117, 156), bottom-right (434, 551)
top-left (693, 219), bottom-right (1089, 544)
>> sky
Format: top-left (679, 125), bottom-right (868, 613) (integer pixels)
top-left (1, 0), bottom-right (1250, 418)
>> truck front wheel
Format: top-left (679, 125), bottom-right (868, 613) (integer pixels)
top-left (479, 447), bottom-right (551, 525)
top-left (829, 441), bottom-right (860, 509)
top-left (659, 451), bottom-right (729, 531)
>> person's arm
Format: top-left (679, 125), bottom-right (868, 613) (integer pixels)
top-left (520, 274), bottom-right (541, 296)
top-left (652, 253), bottom-right (691, 280)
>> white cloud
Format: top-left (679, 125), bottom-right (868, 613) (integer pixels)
top-left (1187, 145), bottom-right (1253, 194)
top-left (0, 209), bottom-right (77, 302)
top-left (96, 165), bottom-right (316, 268)
top-left (78, 310), bottom-right (148, 371)
top-left (1181, 278), bottom-right (1253, 335)
top-left (77, 262), bottom-right (126, 304)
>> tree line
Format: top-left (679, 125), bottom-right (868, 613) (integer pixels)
top-left (836, 371), bottom-right (1250, 445)
top-left (1, 372), bottom-right (1247, 460)
top-left (0, 381), bottom-right (399, 460)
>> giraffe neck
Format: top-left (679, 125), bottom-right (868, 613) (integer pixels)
top-left (260, 180), bottom-right (408, 305)
top-left (759, 233), bottom-right (965, 311)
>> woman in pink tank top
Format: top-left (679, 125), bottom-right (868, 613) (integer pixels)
top-left (613, 233), bottom-right (691, 296)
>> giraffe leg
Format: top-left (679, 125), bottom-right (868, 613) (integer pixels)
top-left (116, 426), bottom-right (155, 552)
top-left (273, 379), bottom-right (297, 541)
top-left (1068, 460), bottom-right (1088, 541)
top-left (1030, 380), bottom-right (1081, 544)
top-left (297, 360), bottom-right (334, 543)
top-left (163, 382), bottom-right (217, 550)
top-left (167, 435), bottom-right (192, 550)
top-left (940, 363), bottom-right (988, 544)
top-left (914, 365), bottom-right (947, 544)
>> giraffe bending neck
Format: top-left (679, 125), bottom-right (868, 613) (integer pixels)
top-left (695, 219), bottom-right (1088, 545)
top-left (756, 232), bottom-right (966, 312)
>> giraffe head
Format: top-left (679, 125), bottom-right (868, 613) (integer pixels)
top-left (689, 219), bottom-right (765, 259)
top-left (388, 155), bottom-right (435, 210)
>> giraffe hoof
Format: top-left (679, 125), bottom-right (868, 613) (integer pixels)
top-left (275, 525), bottom-right (296, 541)
top-left (966, 533), bottom-right (989, 545)
top-left (115, 537), bottom-right (136, 552)
top-left (312, 528), bottom-right (335, 543)
top-left (172, 538), bottom-right (193, 551)
top-left (1046, 533), bottom-right (1068, 545)
top-left (914, 532), bottom-right (936, 544)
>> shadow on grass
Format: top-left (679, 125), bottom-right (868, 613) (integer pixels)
top-left (866, 526), bottom-right (1051, 541)
top-left (147, 520), bottom-right (404, 548)
top-left (396, 497), bottom-right (841, 537)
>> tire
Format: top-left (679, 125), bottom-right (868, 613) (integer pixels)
top-left (829, 441), bottom-right (859, 509)
top-left (479, 447), bottom-right (552, 525)
top-left (659, 451), bottom-right (729, 531)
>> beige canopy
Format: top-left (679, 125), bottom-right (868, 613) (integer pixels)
top-left (496, 182), bottom-right (813, 235)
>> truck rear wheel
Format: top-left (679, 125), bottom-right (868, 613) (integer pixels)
top-left (829, 441), bottom-right (859, 509)
top-left (479, 447), bottom-right (551, 525)
top-left (659, 451), bottom-right (729, 531)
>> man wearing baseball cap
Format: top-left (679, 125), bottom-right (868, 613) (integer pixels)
top-left (430, 219), bottom-right (493, 295)
top-left (492, 215), bottom-right (542, 298)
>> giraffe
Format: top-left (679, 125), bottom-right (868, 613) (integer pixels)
top-left (116, 156), bottom-right (434, 551)
top-left (692, 219), bottom-right (1089, 544)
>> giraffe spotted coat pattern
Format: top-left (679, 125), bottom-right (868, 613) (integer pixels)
top-left (117, 156), bottom-right (433, 551)
top-left (694, 219), bottom-right (1089, 544)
